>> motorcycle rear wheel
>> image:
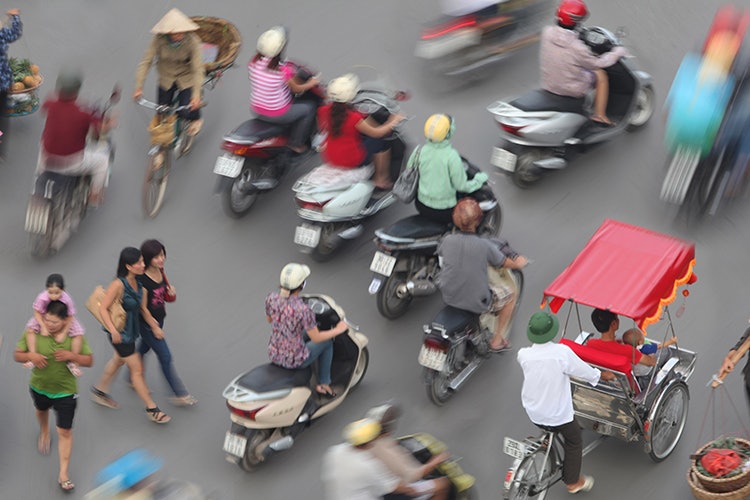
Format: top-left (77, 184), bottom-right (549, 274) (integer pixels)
top-left (309, 224), bottom-right (340, 262)
top-left (143, 147), bottom-right (170, 218)
top-left (513, 151), bottom-right (544, 189)
top-left (221, 160), bottom-right (260, 218)
top-left (376, 270), bottom-right (412, 319)
top-left (425, 369), bottom-right (453, 406)
top-left (239, 429), bottom-right (271, 472)
top-left (27, 197), bottom-right (55, 258)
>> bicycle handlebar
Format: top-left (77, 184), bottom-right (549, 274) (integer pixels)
top-left (136, 97), bottom-right (197, 114)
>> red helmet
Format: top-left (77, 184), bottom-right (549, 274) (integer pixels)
top-left (557, 0), bottom-right (588, 28)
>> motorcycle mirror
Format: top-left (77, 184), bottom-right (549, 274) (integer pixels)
top-left (110, 85), bottom-right (122, 104)
top-left (615, 26), bottom-right (628, 41)
top-left (394, 90), bottom-right (410, 102)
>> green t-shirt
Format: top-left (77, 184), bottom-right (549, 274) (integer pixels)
top-left (16, 331), bottom-right (92, 397)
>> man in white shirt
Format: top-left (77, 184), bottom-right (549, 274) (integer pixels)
top-left (517, 311), bottom-right (614, 494)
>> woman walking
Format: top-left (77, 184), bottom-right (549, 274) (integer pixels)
top-left (136, 239), bottom-right (196, 406)
top-left (90, 247), bottom-right (171, 424)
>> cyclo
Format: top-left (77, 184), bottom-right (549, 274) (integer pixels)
top-left (503, 219), bottom-right (697, 500)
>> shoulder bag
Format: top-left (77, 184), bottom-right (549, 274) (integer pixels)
top-left (85, 284), bottom-right (126, 333)
top-left (161, 269), bottom-right (177, 303)
top-left (392, 146), bottom-right (422, 204)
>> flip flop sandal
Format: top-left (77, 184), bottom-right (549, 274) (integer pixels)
top-left (316, 385), bottom-right (337, 398)
top-left (58, 479), bottom-right (75, 493)
top-left (90, 387), bottom-right (119, 409)
top-left (169, 394), bottom-right (198, 406)
top-left (145, 407), bottom-right (171, 424)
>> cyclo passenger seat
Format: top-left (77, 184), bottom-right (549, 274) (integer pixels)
top-left (223, 119), bottom-right (286, 144)
top-left (235, 363), bottom-right (312, 393)
top-left (559, 338), bottom-right (639, 393)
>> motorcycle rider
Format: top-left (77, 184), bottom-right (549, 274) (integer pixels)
top-left (133, 8), bottom-right (205, 138)
top-left (409, 114), bottom-right (488, 224)
top-left (37, 69), bottom-right (113, 206)
top-left (317, 73), bottom-right (405, 191)
top-left (437, 198), bottom-right (527, 352)
top-left (540, 0), bottom-right (628, 125)
top-left (248, 26), bottom-right (320, 155)
top-left (366, 402), bottom-right (451, 500)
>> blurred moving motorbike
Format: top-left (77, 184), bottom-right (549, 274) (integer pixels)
top-left (487, 25), bottom-right (654, 188)
top-left (213, 62), bottom-right (324, 218)
top-left (415, 0), bottom-right (552, 77)
top-left (25, 86), bottom-right (120, 258)
top-left (292, 69), bottom-right (409, 261)
top-left (222, 294), bottom-right (369, 471)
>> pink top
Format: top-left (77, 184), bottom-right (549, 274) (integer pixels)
top-left (248, 56), bottom-right (295, 116)
top-left (25, 290), bottom-right (84, 336)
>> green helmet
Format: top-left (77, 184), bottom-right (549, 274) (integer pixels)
top-left (56, 69), bottom-right (83, 98)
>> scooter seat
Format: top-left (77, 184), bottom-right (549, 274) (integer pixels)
top-left (34, 171), bottom-right (81, 197)
top-left (383, 215), bottom-right (449, 240)
top-left (511, 89), bottom-right (585, 114)
top-left (236, 363), bottom-right (312, 393)
top-left (432, 305), bottom-right (478, 335)
top-left (225, 119), bottom-right (286, 142)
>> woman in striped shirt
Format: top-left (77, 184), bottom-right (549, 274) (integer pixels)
top-left (248, 26), bottom-right (320, 154)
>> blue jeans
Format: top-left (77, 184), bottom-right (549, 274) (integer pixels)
top-left (257, 101), bottom-right (316, 148)
top-left (299, 338), bottom-right (334, 385)
top-left (138, 320), bottom-right (188, 397)
top-left (158, 84), bottom-right (201, 121)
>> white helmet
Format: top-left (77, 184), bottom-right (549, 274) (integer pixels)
top-left (257, 26), bottom-right (287, 58)
top-left (327, 73), bottom-right (360, 103)
top-left (279, 263), bottom-right (310, 291)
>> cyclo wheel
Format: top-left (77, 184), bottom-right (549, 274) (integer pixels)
top-left (647, 381), bottom-right (689, 462)
top-left (143, 146), bottom-right (170, 218)
top-left (506, 447), bottom-right (554, 500)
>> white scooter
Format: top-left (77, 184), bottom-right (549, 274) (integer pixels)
top-left (292, 75), bottom-right (409, 261)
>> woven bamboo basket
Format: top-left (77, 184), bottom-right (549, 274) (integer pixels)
top-left (191, 16), bottom-right (242, 73)
top-left (689, 470), bottom-right (750, 500)
top-left (148, 115), bottom-right (176, 146)
top-left (691, 438), bottom-right (750, 494)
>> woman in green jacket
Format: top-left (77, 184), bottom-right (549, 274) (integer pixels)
top-left (409, 114), bottom-right (488, 223)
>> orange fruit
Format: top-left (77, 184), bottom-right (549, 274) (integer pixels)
top-left (23, 75), bottom-right (35, 87)
top-left (30, 64), bottom-right (39, 75)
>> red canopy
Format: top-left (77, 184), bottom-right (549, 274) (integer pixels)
top-left (543, 219), bottom-right (696, 331)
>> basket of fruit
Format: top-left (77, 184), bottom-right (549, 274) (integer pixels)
top-left (6, 57), bottom-right (43, 116)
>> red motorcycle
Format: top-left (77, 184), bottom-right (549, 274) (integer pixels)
top-left (213, 63), bottom-right (324, 218)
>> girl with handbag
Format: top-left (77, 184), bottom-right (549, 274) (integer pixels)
top-left (134, 239), bottom-right (196, 406)
top-left (90, 247), bottom-right (171, 424)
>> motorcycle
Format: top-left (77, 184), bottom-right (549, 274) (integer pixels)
top-left (25, 86), bottom-right (120, 258)
top-left (415, 0), bottom-right (551, 77)
top-left (487, 25), bottom-right (655, 188)
top-left (368, 162), bottom-right (501, 320)
top-left (213, 63), bottom-right (325, 218)
top-left (222, 294), bottom-right (369, 471)
top-left (292, 73), bottom-right (410, 261)
top-left (420, 262), bottom-right (524, 405)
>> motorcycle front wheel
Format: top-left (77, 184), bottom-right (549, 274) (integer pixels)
top-left (425, 368), bottom-right (453, 406)
top-left (376, 270), bottom-right (412, 319)
top-left (221, 160), bottom-right (260, 218)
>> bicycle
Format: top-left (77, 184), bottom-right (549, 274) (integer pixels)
top-left (502, 429), bottom-right (605, 500)
top-left (137, 97), bottom-right (197, 218)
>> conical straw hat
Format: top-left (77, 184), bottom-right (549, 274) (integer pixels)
top-left (150, 8), bottom-right (199, 34)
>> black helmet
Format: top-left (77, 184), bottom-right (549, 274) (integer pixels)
top-left (56, 69), bottom-right (83, 99)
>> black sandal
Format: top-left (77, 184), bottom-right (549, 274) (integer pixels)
top-left (90, 387), bottom-right (119, 409)
top-left (145, 406), bottom-right (171, 424)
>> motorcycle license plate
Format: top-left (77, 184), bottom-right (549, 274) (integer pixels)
top-left (491, 147), bottom-right (517, 173)
top-left (294, 224), bottom-right (321, 248)
top-left (223, 432), bottom-right (247, 458)
top-left (418, 345), bottom-right (447, 371)
top-left (503, 437), bottom-right (527, 460)
top-left (369, 252), bottom-right (397, 277)
top-left (213, 155), bottom-right (244, 177)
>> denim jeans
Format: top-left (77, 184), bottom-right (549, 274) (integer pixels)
top-left (299, 338), bottom-right (334, 385)
top-left (138, 320), bottom-right (188, 397)
top-left (158, 84), bottom-right (200, 121)
top-left (257, 101), bottom-right (316, 149)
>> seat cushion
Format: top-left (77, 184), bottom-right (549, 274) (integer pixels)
top-left (432, 305), bottom-right (478, 335)
top-left (226, 119), bottom-right (286, 142)
top-left (510, 89), bottom-right (585, 114)
top-left (236, 363), bottom-right (311, 392)
top-left (385, 215), bottom-right (449, 240)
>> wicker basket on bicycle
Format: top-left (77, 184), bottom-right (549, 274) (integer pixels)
top-left (190, 16), bottom-right (242, 75)
top-left (148, 115), bottom-right (177, 146)
top-left (689, 438), bottom-right (750, 494)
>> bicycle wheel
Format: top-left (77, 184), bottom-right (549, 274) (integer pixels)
top-left (143, 147), bottom-right (170, 218)
top-left (506, 448), bottom-right (554, 500)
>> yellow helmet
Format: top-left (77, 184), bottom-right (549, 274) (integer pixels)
top-left (424, 114), bottom-right (453, 142)
top-left (343, 418), bottom-right (381, 446)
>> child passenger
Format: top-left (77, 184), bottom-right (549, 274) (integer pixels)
top-left (23, 274), bottom-right (85, 376)
top-left (622, 328), bottom-right (678, 377)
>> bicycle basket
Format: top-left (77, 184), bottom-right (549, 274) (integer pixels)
top-left (148, 115), bottom-right (176, 146)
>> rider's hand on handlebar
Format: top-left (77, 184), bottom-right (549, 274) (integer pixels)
top-left (600, 370), bottom-right (616, 381)
top-left (189, 96), bottom-right (201, 111)
top-left (510, 255), bottom-right (529, 269)
top-left (335, 320), bottom-right (348, 335)
top-left (133, 89), bottom-right (143, 102)
top-left (6, 9), bottom-right (20, 16)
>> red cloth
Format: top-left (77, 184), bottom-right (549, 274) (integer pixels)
top-left (41, 98), bottom-right (98, 156)
top-left (318, 103), bottom-right (366, 168)
top-left (701, 449), bottom-right (744, 477)
top-left (586, 338), bottom-right (643, 365)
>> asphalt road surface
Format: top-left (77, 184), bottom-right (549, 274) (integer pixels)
top-left (1, 1), bottom-right (749, 498)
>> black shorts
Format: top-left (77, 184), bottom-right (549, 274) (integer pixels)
top-left (110, 339), bottom-right (136, 357)
top-left (30, 389), bottom-right (77, 430)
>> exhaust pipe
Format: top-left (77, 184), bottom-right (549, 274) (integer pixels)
top-left (533, 157), bottom-right (567, 170)
top-left (268, 436), bottom-right (294, 452)
top-left (406, 279), bottom-right (437, 297)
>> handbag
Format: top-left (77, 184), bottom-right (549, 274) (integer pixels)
top-left (392, 146), bottom-right (421, 203)
top-left (85, 285), bottom-right (126, 333)
top-left (161, 269), bottom-right (176, 303)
